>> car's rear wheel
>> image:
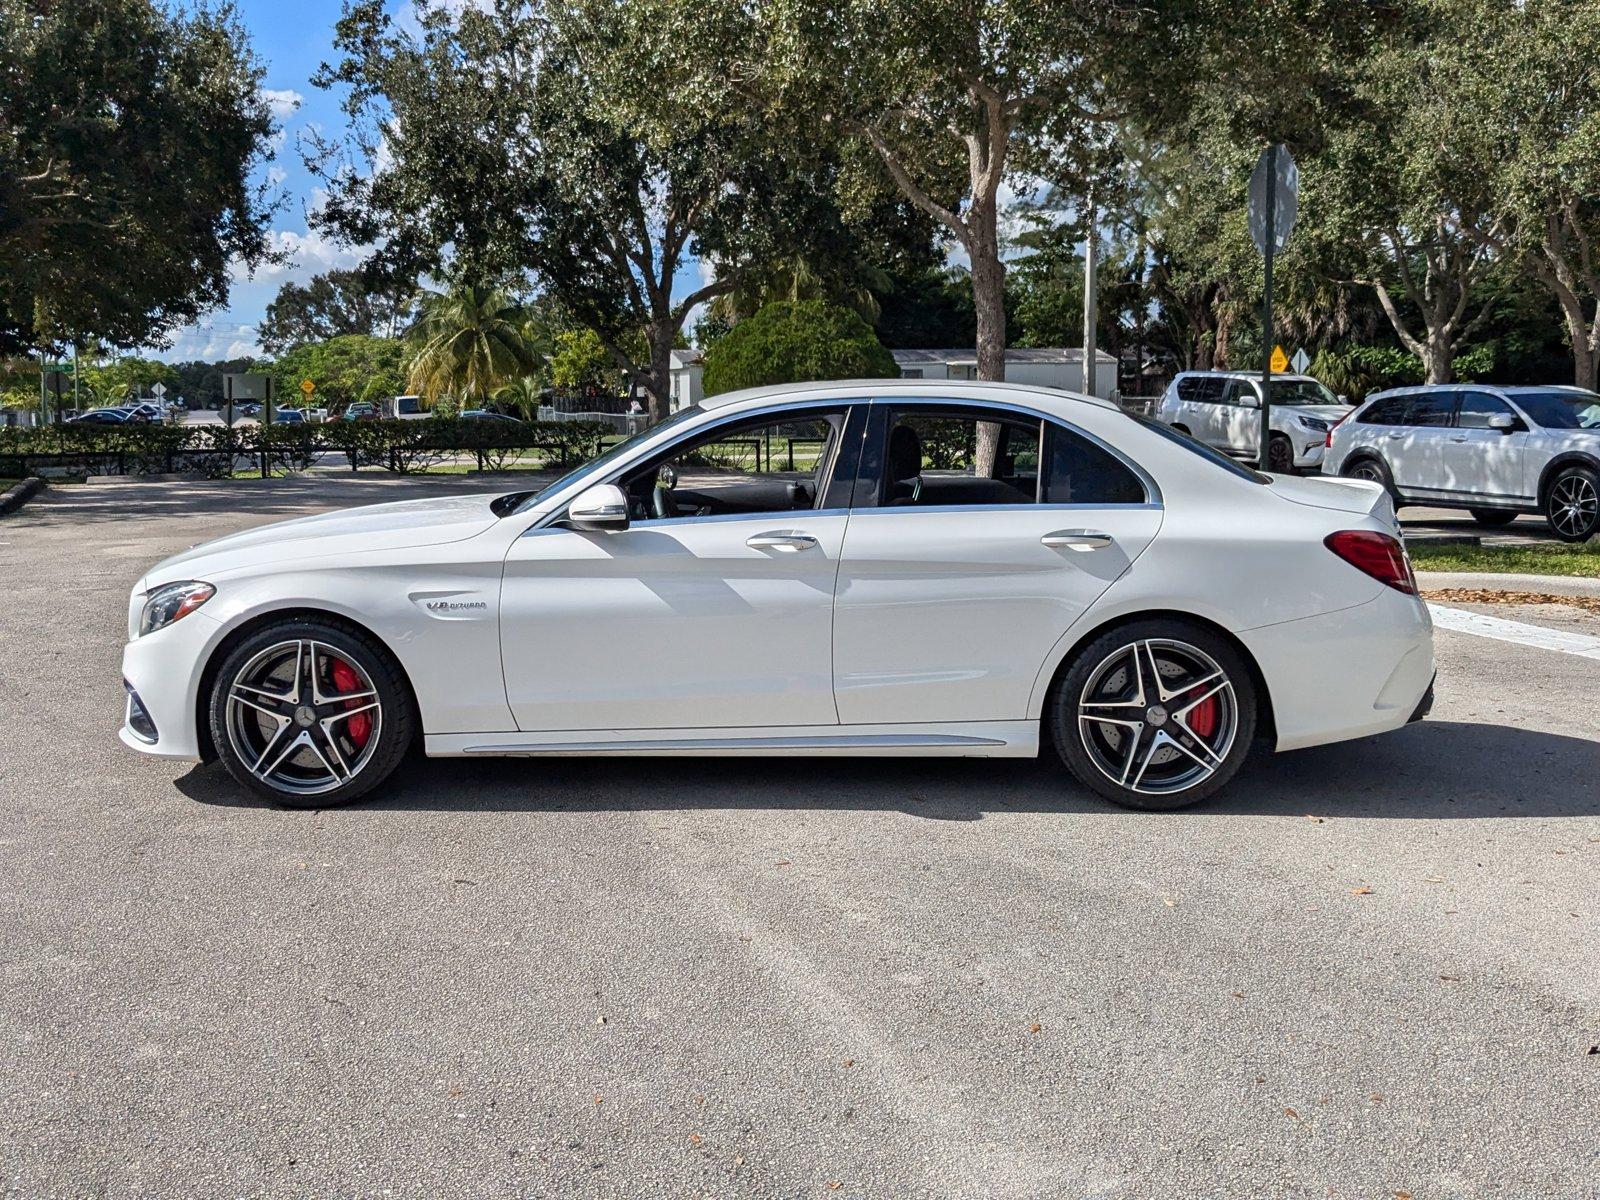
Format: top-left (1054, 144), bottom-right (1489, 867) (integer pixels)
top-left (1050, 620), bottom-right (1258, 812)
top-left (1544, 466), bottom-right (1599, 542)
top-left (1343, 455), bottom-right (1397, 504)
top-left (208, 618), bottom-right (414, 807)
top-left (1468, 508), bottom-right (1518, 528)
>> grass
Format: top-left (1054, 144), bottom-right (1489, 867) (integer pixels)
top-left (1408, 540), bottom-right (1600, 578)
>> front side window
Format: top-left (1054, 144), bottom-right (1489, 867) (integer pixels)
top-left (1507, 389), bottom-right (1600, 430)
top-left (1267, 378), bottom-right (1340, 406)
top-left (514, 404), bottom-right (705, 514)
top-left (1456, 391), bottom-right (1516, 430)
top-left (620, 409), bottom-right (844, 521)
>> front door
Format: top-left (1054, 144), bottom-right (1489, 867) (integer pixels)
top-left (1447, 390), bottom-right (1531, 502)
top-left (499, 407), bottom-right (854, 732)
top-left (1215, 379), bottom-right (1261, 457)
top-left (832, 403), bottom-right (1162, 725)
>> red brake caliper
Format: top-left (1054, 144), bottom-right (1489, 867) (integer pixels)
top-left (1185, 687), bottom-right (1219, 739)
top-left (329, 657), bottom-right (372, 748)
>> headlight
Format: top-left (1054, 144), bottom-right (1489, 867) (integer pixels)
top-left (1295, 414), bottom-right (1331, 432)
top-left (139, 581), bottom-right (215, 636)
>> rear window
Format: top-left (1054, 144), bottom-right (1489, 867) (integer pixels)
top-left (395, 396), bottom-right (422, 415)
top-left (1133, 414), bottom-right (1266, 483)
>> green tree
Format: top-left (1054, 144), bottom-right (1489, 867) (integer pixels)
top-left (258, 269), bottom-right (416, 354)
top-left (79, 356), bottom-right (180, 405)
top-left (0, 0), bottom-right (279, 353)
top-left (548, 329), bottom-right (614, 393)
top-left (405, 284), bottom-right (537, 407)
top-left (700, 300), bottom-right (897, 396)
top-left (270, 335), bottom-right (406, 409)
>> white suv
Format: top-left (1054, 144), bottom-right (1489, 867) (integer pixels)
top-left (1323, 384), bottom-right (1600, 542)
top-left (1156, 372), bottom-right (1351, 473)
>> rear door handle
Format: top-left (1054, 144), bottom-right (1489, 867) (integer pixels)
top-left (1040, 529), bottom-right (1114, 551)
top-left (1449, 435), bottom-right (1468, 442)
top-left (746, 531), bottom-right (818, 552)
top-left (1386, 432), bottom-right (1405, 439)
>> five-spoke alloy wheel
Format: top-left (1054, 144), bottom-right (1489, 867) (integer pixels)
top-left (209, 619), bottom-right (414, 806)
top-left (1052, 620), bottom-right (1258, 810)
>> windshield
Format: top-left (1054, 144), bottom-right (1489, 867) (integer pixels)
top-left (512, 406), bottom-right (705, 514)
top-left (1511, 390), bottom-right (1600, 430)
top-left (1268, 378), bottom-right (1340, 406)
top-left (1133, 413), bottom-right (1267, 483)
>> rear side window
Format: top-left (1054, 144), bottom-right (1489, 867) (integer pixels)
top-left (881, 409), bottom-right (1041, 506)
top-left (1178, 376), bottom-right (1226, 404)
top-left (1042, 423), bottom-right (1146, 504)
top-left (1358, 397), bottom-right (1408, 425)
top-left (1404, 393), bottom-right (1456, 427)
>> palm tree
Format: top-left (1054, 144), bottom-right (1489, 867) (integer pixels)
top-left (405, 283), bottom-right (539, 408)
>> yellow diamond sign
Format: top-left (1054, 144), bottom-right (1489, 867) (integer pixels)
top-left (1270, 345), bottom-right (1289, 374)
top-left (300, 378), bottom-right (316, 397)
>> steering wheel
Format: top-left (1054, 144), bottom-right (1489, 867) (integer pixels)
top-left (651, 484), bottom-right (678, 519)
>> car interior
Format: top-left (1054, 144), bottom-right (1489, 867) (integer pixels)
top-left (882, 411), bottom-right (1041, 505)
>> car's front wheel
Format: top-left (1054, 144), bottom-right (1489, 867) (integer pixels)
top-left (208, 618), bottom-right (415, 807)
top-left (1051, 620), bottom-right (1258, 811)
top-left (1544, 465), bottom-right (1599, 542)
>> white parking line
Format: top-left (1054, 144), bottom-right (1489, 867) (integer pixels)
top-left (1427, 604), bottom-right (1600, 661)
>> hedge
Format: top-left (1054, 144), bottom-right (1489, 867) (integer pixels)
top-left (0, 417), bottom-right (612, 478)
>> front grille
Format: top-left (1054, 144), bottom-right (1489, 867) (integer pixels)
top-left (124, 681), bottom-right (158, 743)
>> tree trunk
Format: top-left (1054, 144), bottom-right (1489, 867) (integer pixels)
top-left (1575, 342), bottom-right (1599, 391)
top-left (968, 218), bottom-right (1006, 477)
top-left (1422, 334), bottom-right (1453, 385)
top-left (1082, 199), bottom-right (1099, 398)
top-left (644, 320), bottom-right (674, 423)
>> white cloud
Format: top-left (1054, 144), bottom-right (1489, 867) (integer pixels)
top-left (152, 325), bottom-right (261, 364)
top-left (261, 88), bottom-right (304, 120)
top-left (266, 166), bottom-right (288, 188)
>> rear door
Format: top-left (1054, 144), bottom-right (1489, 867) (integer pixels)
top-left (1216, 379), bottom-right (1262, 457)
top-left (831, 400), bottom-right (1162, 725)
top-left (1448, 390), bottom-right (1532, 502)
top-left (1388, 391), bottom-right (1459, 496)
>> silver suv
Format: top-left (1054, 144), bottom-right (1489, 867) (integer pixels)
top-left (1155, 372), bottom-right (1351, 473)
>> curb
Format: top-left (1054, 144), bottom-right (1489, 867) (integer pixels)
top-left (1416, 570), bottom-right (1600, 601)
top-left (0, 475), bottom-right (44, 517)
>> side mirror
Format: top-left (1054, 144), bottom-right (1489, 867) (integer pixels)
top-left (1488, 413), bottom-right (1516, 433)
top-left (1338, 394), bottom-right (1351, 405)
top-left (567, 483), bottom-right (629, 531)
top-left (1240, 392), bottom-right (1261, 409)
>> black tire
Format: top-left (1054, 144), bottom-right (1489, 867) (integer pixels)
top-left (1543, 465), bottom-right (1600, 543)
top-left (1049, 618), bottom-right (1258, 812)
top-left (208, 617), bottom-right (416, 807)
top-left (1468, 508), bottom-right (1518, 528)
top-left (1171, 424), bottom-right (1191, 436)
top-left (1265, 433), bottom-right (1295, 475)
top-left (1343, 455), bottom-right (1398, 505)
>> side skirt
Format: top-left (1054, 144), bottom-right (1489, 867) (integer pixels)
top-left (425, 721), bottom-right (1040, 758)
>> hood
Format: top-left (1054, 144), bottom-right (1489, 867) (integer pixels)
top-left (141, 492), bottom-right (506, 587)
top-left (1266, 472), bottom-right (1396, 524)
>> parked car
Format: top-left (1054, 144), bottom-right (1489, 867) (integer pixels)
top-left (123, 402), bottom-right (163, 422)
top-left (459, 409), bottom-right (521, 424)
top-left (69, 408), bottom-right (132, 425)
top-left (343, 402), bottom-right (381, 422)
top-left (271, 409), bottom-right (307, 425)
top-left (120, 379), bottom-right (1433, 813)
top-left (393, 395), bottom-right (428, 421)
top-left (1155, 371), bottom-right (1352, 474)
top-left (1323, 384), bottom-right (1600, 542)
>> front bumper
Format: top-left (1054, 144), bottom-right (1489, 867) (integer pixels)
top-left (118, 609), bottom-right (226, 760)
top-left (1290, 439), bottom-right (1327, 468)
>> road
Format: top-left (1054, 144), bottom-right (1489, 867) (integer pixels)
top-left (1, 477), bottom-right (1596, 1199)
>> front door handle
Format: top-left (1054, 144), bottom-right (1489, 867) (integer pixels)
top-left (1387, 432), bottom-right (1406, 439)
top-left (746, 531), bottom-right (818, 552)
top-left (1450, 435), bottom-right (1468, 442)
top-left (1040, 529), bottom-right (1114, 552)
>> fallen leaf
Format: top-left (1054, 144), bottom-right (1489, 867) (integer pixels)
top-left (734, 1154), bottom-right (745, 1166)
top-left (1232, 992), bottom-right (1244, 1000)
top-left (1029, 1023), bottom-right (1042, 1034)
top-left (1284, 1107), bottom-right (1299, 1119)
top-left (688, 1133), bottom-right (702, 1146)
top-left (593, 1094), bottom-right (603, 1106)
top-left (841, 1059), bottom-right (855, 1068)
top-left (1395, 1192), bottom-right (1414, 1200)
top-left (1424, 875), bottom-right (1445, 883)
top-left (1352, 886), bottom-right (1374, 895)
top-left (775, 859), bottom-right (792, 867)
top-left (1162, 898), bottom-right (1177, 907)
top-left (1371, 1093), bottom-right (1383, 1102)
top-left (596, 1015), bottom-right (608, 1025)
top-left (827, 1183), bottom-right (843, 1191)
top-left (1440, 975), bottom-right (1461, 982)
top-left (1305, 815), bottom-right (1325, 823)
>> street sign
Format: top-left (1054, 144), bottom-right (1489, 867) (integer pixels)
top-left (1290, 348), bottom-right (1310, 374)
top-left (1270, 346), bottom-right (1289, 374)
top-left (150, 382), bottom-right (166, 399)
top-left (223, 373), bottom-right (273, 401)
top-left (300, 379), bottom-right (316, 397)
top-left (1249, 144), bottom-right (1298, 255)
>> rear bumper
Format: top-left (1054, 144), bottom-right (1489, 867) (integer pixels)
top-left (1240, 588), bottom-right (1435, 753)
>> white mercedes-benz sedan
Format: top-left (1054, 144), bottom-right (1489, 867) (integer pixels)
top-left (119, 380), bottom-right (1435, 812)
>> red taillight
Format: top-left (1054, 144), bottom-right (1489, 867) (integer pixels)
top-left (1324, 410), bottom-right (1352, 448)
top-left (1324, 530), bottom-right (1417, 595)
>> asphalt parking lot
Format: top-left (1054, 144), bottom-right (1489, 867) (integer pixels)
top-left (1, 477), bottom-right (1597, 1199)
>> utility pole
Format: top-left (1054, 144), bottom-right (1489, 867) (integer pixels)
top-left (1082, 194), bottom-right (1099, 399)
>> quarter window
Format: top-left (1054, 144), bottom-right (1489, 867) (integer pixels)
top-left (1042, 423), bottom-right (1146, 504)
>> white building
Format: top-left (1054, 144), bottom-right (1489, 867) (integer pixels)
top-left (890, 347), bottom-right (1118, 399)
top-left (667, 344), bottom-right (1118, 412)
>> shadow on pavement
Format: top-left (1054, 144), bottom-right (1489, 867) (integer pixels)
top-left (176, 719), bottom-right (1600, 821)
